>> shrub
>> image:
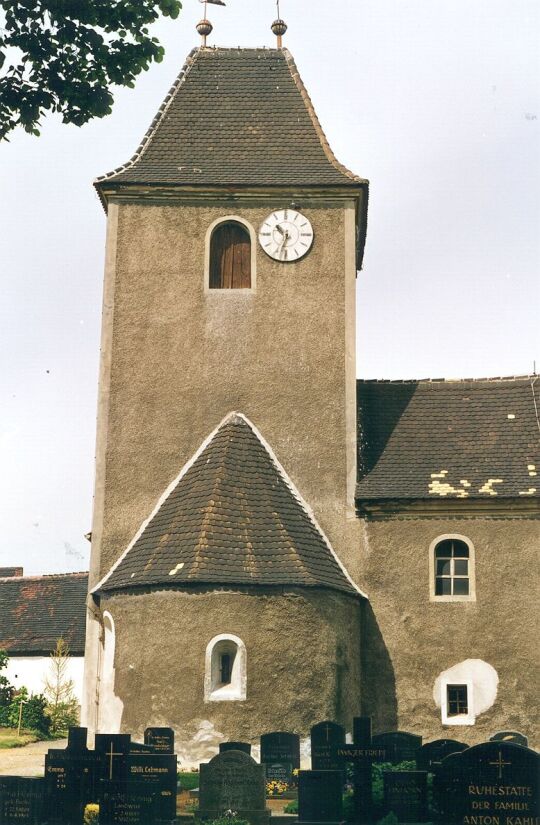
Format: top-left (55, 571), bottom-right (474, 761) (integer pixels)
top-left (43, 638), bottom-right (80, 735)
top-left (284, 799), bottom-right (298, 814)
top-left (376, 814), bottom-right (399, 825)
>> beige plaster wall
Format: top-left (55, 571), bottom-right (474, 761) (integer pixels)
top-left (358, 517), bottom-right (540, 748)
top-left (101, 587), bottom-right (362, 764)
top-left (93, 198), bottom-right (360, 585)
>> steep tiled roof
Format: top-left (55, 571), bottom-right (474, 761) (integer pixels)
top-left (356, 376), bottom-right (540, 501)
top-left (96, 47), bottom-right (366, 190)
top-left (0, 572), bottom-right (88, 655)
top-left (95, 414), bottom-right (360, 597)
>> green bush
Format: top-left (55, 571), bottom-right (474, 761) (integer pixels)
top-left (203, 816), bottom-right (249, 825)
top-left (283, 799), bottom-right (298, 814)
top-left (178, 770), bottom-right (200, 791)
top-left (0, 687), bottom-right (50, 737)
top-left (376, 814), bottom-right (399, 825)
top-left (0, 650), bottom-right (14, 709)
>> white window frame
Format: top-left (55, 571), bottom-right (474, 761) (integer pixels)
top-left (429, 534), bottom-right (476, 603)
top-left (441, 679), bottom-right (475, 725)
top-left (204, 215), bottom-right (257, 294)
top-left (204, 633), bottom-right (247, 702)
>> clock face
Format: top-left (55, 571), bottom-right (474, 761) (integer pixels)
top-left (258, 209), bottom-right (314, 262)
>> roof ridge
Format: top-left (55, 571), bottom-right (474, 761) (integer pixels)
top-left (282, 48), bottom-right (367, 186)
top-left (357, 374), bottom-right (537, 384)
top-left (0, 571), bottom-right (88, 581)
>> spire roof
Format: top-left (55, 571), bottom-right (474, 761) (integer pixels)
top-left (94, 414), bottom-right (361, 597)
top-left (95, 47), bottom-right (367, 192)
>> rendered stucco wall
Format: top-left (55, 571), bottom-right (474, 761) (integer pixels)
top-left (99, 587), bottom-right (362, 765)
top-left (358, 517), bottom-right (540, 748)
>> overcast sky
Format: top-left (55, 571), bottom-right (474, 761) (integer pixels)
top-left (1, 0), bottom-right (538, 576)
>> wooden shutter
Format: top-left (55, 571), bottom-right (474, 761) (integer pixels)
top-left (210, 223), bottom-right (251, 289)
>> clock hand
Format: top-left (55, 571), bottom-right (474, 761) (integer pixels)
top-left (275, 224), bottom-right (285, 237)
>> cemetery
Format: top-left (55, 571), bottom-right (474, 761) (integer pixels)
top-left (0, 719), bottom-right (537, 824)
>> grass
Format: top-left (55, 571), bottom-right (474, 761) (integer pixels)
top-left (0, 727), bottom-right (42, 749)
top-left (178, 771), bottom-right (200, 791)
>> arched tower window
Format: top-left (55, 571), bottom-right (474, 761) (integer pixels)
top-left (204, 633), bottom-right (247, 702)
top-left (209, 221), bottom-right (251, 289)
top-left (429, 535), bottom-right (476, 602)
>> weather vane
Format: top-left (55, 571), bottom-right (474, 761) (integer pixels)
top-left (271, 0), bottom-right (287, 48)
top-left (196, 0), bottom-right (226, 47)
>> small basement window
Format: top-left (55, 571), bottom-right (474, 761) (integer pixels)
top-left (204, 634), bottom-right (247, 702)
top-left (441, 679), bottom-right (474, 725)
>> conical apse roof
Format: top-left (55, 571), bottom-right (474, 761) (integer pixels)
top-left (94, 414), bottom-right (360, 597)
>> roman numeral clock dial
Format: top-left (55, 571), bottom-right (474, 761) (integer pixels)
top-left (258, 209), bottom-right (314, 262)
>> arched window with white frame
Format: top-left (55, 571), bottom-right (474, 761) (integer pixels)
top-left (204, 216), bottom-right (256, 292)
top-left (204, 633), bottom-right (247, 702)
top-left (429, 535), bottom-right (476, 602)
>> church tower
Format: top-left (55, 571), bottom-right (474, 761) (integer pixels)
top-left (83, 41), bottom-right (368, 759)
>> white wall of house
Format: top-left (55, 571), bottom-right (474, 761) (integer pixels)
top-left (6, 656), bottom-right (85, 703)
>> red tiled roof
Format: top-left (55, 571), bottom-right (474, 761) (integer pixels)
top-left (0, 572), bottom-right (88, 655)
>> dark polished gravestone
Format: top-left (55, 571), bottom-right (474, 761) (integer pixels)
top-left (199, 749), bottom-right (270, 825)
top-left (44, 728), bottom-right (102, 825)
top-left (416, 739), bottom-right (468, 772)
top-left (372, 731), bottom-right (422, 764)
top-left (383, 771), bottom-right (429, 823)
top-left (145, 727), bottom-right (175, 754)
top-left (490, 730), bottom-right (529, 748)
top-left (436, 741), bottom-right (540, 825)
top-left (261, 731), bottom-right (301, 771)
top-left (298, 770), bottom-right (344, 824)
top-left (310, 721), bottom-right (345, 771)
top-left (99, 780), bottom-right (158, 825)
top-left (219, 741), bottom-right (252, 755)
top-left (95, 733), bottom-right (132, 781)
top-left (264, 762), bottom-right (293, 786)
top-left (333, 717), bottom-right (386, 825)
top-left (0, 777), bottom-right (44, 825)
top-left (127, 751), bottom-right (178, 822)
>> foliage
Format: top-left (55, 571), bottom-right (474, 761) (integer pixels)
top-left (375, 814), bottom-right (399, 825)
top-left (83, 803), bottom-right (99, 825)
top-left (0, 686), bottom-right (51, 736)
top-left (283, 798), bottom-right (298, 814)
top-left (178, 770), bottom-right (200, 791)
top-left (0, 0), bottom-right (182, 140)
top-left (205, 814), bottom-right (249, 825)
top-left (0, 649), bottom-right (15, 707)
top-left (43, 638), bottom-right (80, 735)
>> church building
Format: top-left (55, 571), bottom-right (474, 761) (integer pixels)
top-left (82, 23), bottom-right (539, 764)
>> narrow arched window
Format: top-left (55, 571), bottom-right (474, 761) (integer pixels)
top-left (204, 634), bottom-right (247, 701)
top-left (430, 535), bottom-right (476, 601)
top-left (210, 222), bottom-right (251, 289)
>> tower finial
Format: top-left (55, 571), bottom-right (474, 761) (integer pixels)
top-left (271, 0), bottom-right (287, 48)
top-left (197, 0), bottom-right (226, 48)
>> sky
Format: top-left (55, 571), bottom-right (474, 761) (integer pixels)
top-left (1, 1), bottom-right (538, 576)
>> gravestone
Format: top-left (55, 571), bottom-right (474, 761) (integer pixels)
top-left (310, 721), bottom-right (345, 771)
top-left (127, 751), bottom-right (178, 822)
top-left (95, 733), bottom-right (131, 781)
top-left (219, 741), bottom-right (252, 755)
top-left (264, 762), bottom-right (293, 786)
top-left (490, 730), bottom-right (529, 747)
top-left (0, 777), bottom-right (44, 825)
top-left (437, 741), bottom-right (540, 824)
top-left (383, 771), bottom-right (429, 823)
top-left (130, 741), bottom-right (157, 754)
top-left (372, 731), bottom-right (422, 764)
top-left (44, 742), bottom-right (101, 824)
top-left (199, 749), bottom-right (270, 825)
top-left (333, 717), bottom-right (384, 824)
top-left (99, 780), bottom-right (158, 825)
top-left (145, 727), bottom-right (175, 754)
top-left (298, 770), bottom-right (343, 824)
top-left (260, 731), bottom-right (301, 770)
top-left (416, 739), bottom-right (468, 772)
